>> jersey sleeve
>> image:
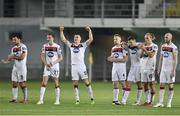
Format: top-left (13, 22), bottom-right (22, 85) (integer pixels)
top-left (153, 44), bottom-right (158, 53)
top-left (123, 49), bottom-right (128, 57)
top-left (82, 42), bottom-right (88, 48)
top-left (57, 45), bottom-right (62, 55)
top-left (41, 45), bottom-right (45, 54)
top-left (22, 45), bottom-right (27, 53)
top-left (160, 45), bottom-right (163, 55)
top-left (173, 46), bottom-right (178, 55)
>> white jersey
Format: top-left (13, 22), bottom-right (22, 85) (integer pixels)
top-left (161, 43), bottom-right (178, 71)
top-left (141, 43), bottom-right (158, 71)
top-left (67, 41), bottom-right (88, 65)
top-left (111, 45), bottom-right (128, 69)
top-left (42, 43), bottom-right (62, 68)
top-left (11, 43), bottom-right (27, 70)
top-left (128, 43), bottom-right (142, 67)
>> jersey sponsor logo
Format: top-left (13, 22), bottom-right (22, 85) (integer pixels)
top-left (73, 48), bottom-right (80, 53)
top-left (45, 47), bottom-right (57, 51)
top-left (112, 48), bottom-right (123, 53)
top-left (163, 52), bottom-right (169, 58)
top-left (162, 47), bottom-right (173, 52)
top-left (13, 47), bottom-right (21, 52)
top-left (113, 52), bottom-right (119, 58)
top-left (47, 51), bottom-right (54, 57)
top-left (145, 46), bottom-right (152, 51)
top-left (130, 48), bottom-right (137, 54)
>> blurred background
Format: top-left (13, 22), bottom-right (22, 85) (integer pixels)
top-left (0, 0), bottom-right (179, 82)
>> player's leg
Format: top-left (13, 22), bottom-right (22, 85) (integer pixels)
top-left (10, 70), bottom-right (18, 103)
top-left (53, 77), bottom-right (60, 105)
top-left (134, 81), bottom-right (143, 105)
top-left (37, 76), bottom-right (49, 104)
top-left (83, 79), bottom-right (94, 104)
top-left (19, 81), bottom-right (28, 103)
top-left (143, 82), bottom-right (151, 105)
top-left (154, 83), bottom-right (165, 107)
top-left (112, 81), bottom-right (121, 105)
top-left (71, 65), bottom-right (80, 104)
top-left (134, 67), bottom-right (143, 105)
top-left (149, 81), bottom-right (156, 104)
top-left (167, 83), bottom-right (174, 108)
top-left (121, 80), bottom-right (129, 105)
top-left (73, 80), bottom-right (80, 104)
top-left (18, 70), bottom-right (28, 103)
top-left (10, 81), bottom-right (18, 103)
top-left (154, 70), bottom-right (166, 107)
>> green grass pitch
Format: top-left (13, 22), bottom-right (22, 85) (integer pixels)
top-left (0, 81), bottom-right (180, 115)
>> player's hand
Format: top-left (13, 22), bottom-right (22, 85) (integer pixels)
top-left (8, 54), bottom-right (14, 60)
top-left (85, 26), bottom-right (91, 32)
top-left (157, 69), bottom-right (160, 77)
top-left (59, 26), bottom-right (64, 31)
top-left (1, 59), bottom-right (10, 64)
top-left (170, 70), bottom-right (175, 78)
top-left (107, 56), bottom-right (112, 62)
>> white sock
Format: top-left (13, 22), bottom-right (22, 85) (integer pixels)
top-left (22, 87), bottom-right (28, 101)
top-left (168, 89), bottom-right (174, 105)
top-left (145, 90), bottom-right (151, 103)
top-left (87, 85), bottom-right (94, 99)
top-left (113, 89), bottom-right (119, 101)
top-left (74, 87), bottom-right (80, 101)
top-left (55, 88), bottom-right (60, 102)
top-left (122, 89), bottom-right (130, 103)
top-left (159, 88), bottom-right (165, 104)
top-left (136, 89), bottom-right (142, 103)
top-left (12, 87), bottom-right (18, 100)
top-left (40, 87), bottom-right (46, 101)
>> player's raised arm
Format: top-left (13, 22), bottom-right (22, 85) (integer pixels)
top-left (85, 26), bottom-right (93, 46)
top-left (59, 26), bottom-right (68, 45)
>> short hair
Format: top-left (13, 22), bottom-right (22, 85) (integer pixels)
top-left (11, 34), bottom-right (22, 40)
top-left (47, 33), bottom-right (55, 38)
top-left (114, 34), bottom-right (121, 38)
top-left (128, 36), bottom-right (136, 41)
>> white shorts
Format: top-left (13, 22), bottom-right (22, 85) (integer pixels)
top-left (160, 70), bottom-right (175, 84)
top-left (71, 64), bottom-right (88, 80)
top-left (43, 66), bottom-right (59, 78)
top-left (141, 69), bottom-right (155, 82)
top-left (112, 68), bottom-right (126, 81)
top-left (12, 68), bottom-right (27, 82)
top-left (127, 66), bottom-right (141, 82)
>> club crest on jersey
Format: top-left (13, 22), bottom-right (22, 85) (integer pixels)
top-left (73, 48), bottom-right (80, 53)
top-left (47, 51), bottom-right (54, 57)
top-left (163, 52), bottom-right (169, 58)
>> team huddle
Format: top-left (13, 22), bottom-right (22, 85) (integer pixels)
top-left (1, 26), bottom-right (178, 108)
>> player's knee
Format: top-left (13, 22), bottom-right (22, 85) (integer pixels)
top-left (169, 88), bottom-right (174, 91)
top-left (41, 83), bottom-right (47, 87)
top-left (55, 85), bottom-right (60, 88)
top-left (12, 83), bottom-right (18, 88)
top-left (74, 85), bottom-right (78, 88)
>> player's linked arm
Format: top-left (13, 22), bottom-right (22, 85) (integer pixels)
top-left (51, 54), bottom-right (63, 66)
top-left (115, 55), bottom-right (128, 63)
top-left (13, 52), bottom-right (27, 61)
top-left (143, 49), bottom-right (155, 58)
top-left (85, 26), bottom-right (93, 46)
top-left (59, 26), bottom-right (68, 45)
